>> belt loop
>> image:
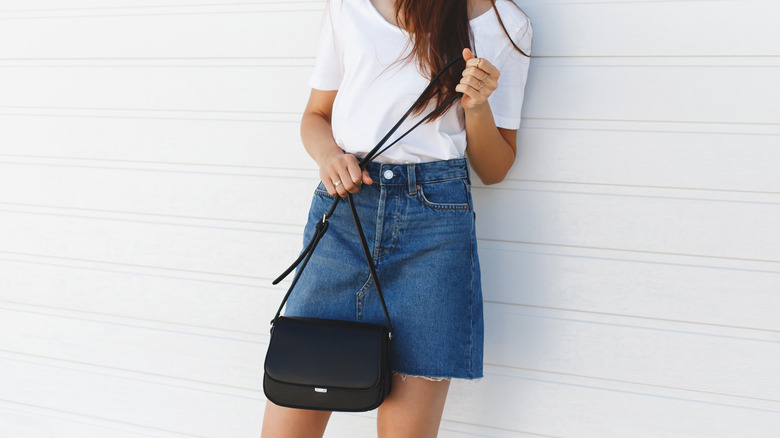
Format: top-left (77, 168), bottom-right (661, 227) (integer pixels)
top-left (408, 164), bottom-right (417, 195)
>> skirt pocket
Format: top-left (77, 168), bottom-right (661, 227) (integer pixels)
top-left (418, 178), bottom-right (470, 210)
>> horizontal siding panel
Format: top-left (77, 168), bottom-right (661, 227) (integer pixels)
top-left (6, 229), bottom-right (780, 332)
top-left (0, 66), bottom-right (312, 114)
top-left (3, 237), bottom-right (778, 334)
top-left (0, 403), bottom-right (195, 438)
top-left (0, 160), bottom-right (316, 227)
top-left (444, 366), bottom-right (780, 438)
top-left (0, 399), bottom-right (554, 438)
top-left (0, 0), bottom-right (294, 8)
top-left (479, 243), bottom-right (780, 332)
top-left (2, 352), bottom-right (779, 438)
top-left (0, 5), bottom-right (322, 59)
top-left (522, 0), bottom-right (780, 57)
top-left (0, 304), bottom-right (264, 388)
top-left (325, 411), bottom-right (548, 438)
top-left (0, 411), bottom-right (151, 438)
top-left (473, 188), bottom-right (780, 262)
top-left (523, 60), bottom-right (780, 125)
top-left (0, 354), bottom-right (262, 438)
top-left (2, 61), bottom-right (778, 125)
top-left (3, 297), bottom-right (778, 400)
top-left (483, 303), bottom-right (780, 402)
top-left (0, 259), bottom-right (281, 333)
top-left (0, 114), bottom-right (313, 171)
top-left (2, 183), bottom-right (779, 279)
top-left (1, 1), bottom-right (779, 58)
top-left (0, 400), bottom-right (535, 438)
top-left (0, 208), bottom-right (303, 279)
top-left (512, 123), bottom-right (780, 193)
top-left (3, 186), bottom-right (779, 267)
top-left (3, 115), bottom-right (779, 193)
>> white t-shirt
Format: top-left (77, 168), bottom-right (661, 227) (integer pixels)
top-left (309, 0), bottom-right (533, 164)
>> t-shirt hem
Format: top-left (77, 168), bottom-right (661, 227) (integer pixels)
top-left (309, 77), bottom-right (340, 91)
top-left (493, 115), bottom-right (522, 130)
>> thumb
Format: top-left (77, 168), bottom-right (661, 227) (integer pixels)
top-left (462, 48), bottom-right (475, 62)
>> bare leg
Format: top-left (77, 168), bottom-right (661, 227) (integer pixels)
top-left (261, 401), bottom-right (332, 438)
top-left (377, 374), bottom-right (451, 438)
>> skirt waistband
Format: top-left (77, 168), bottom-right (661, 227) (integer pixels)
top-left (363, 158), bottom-right (470, 190)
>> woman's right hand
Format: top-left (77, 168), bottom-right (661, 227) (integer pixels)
top-left (318, 151), bottom-right (373, 198)
top-left (300, 88), bottom-right (372, 197)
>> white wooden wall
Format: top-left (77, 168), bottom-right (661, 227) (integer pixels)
top-left (1, 0), bottom-right (778, 437)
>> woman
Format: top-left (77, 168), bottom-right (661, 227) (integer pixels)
top-left (263, 0), bottom-right (532, 436)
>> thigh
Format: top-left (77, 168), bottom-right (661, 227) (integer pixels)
top-left (377, 374), bottom-right (451, 438)
top-left (261, 401), bottom-right (332, 438)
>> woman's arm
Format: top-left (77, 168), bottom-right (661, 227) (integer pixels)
top-left (300, 88), bottom-right (372, 197)
top-left (456, 48), bottom-right (518, 185)
top-left (464, 105), bottom-right (518, 185)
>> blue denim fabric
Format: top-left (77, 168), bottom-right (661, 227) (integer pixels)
top-left (284, 158), bottom-right (483, 379)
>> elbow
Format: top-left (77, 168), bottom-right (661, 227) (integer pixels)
top-left (475, 160), bottom-right (514, 185)
top-left (469, 142), bottom-right (517, 185)
top-left (479, 173), bottom-right (507, 186)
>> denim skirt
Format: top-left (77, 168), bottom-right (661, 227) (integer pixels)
top-left (284, 158), bottom-right (483, 380)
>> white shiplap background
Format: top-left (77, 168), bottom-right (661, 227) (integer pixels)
top-left (1, 0), bottom-right (779, 437)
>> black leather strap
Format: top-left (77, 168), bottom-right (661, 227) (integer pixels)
top-left (272, 55), bottom-right (466, 337)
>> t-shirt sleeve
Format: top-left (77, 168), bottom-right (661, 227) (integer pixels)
top-left (308, 0), bottom-right (344, 90)
top-left (488, 16), bottom-right (533, 129)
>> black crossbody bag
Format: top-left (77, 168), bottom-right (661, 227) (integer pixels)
top-left (263, 56), bottom-right (465, 412)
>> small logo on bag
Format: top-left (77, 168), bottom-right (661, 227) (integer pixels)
top-left (315, 388), bottom-right (328, 393)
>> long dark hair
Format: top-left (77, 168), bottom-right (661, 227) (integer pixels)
top-left (392, 0), bottom-right (531, 121)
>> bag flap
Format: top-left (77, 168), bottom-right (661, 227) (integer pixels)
top-left (264, 317), bottom-right (388, 390)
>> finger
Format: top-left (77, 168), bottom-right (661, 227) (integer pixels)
top-left (324, 166), bottom-right (348, 197)
top-left (464, 50), bottom-right (482, 72)
top-left (463, 67), bottom-right (494, 92)
top-left (479, 59), bottom-right (500, 79)
top-left (455, 82), bottom-right (483, 105)
top-left (466, 56), bottom-right (500, 79)
top-left (345, 157), bottom-right (363, 188)
top-left (362, 169), bottom-right (374, 185)
top-left (462, 48), bottom-right (475, 63)
top-left (463, 48), bottom-right (492, 79)
top-left (338, 161), bottom-right (363, 195)
top-left (321, 178), bottom-right (338, 197)
top-left (335, 167), bottom-right (358, 196)
top-left (469, 75), bottom-right (494, 93)
top-left (461, 49), bottom-right (498, 89)
top-left (333, 178), bottom-right (348, 198)
top-left (319, 167), bottom-right (337, 196)
top-left (323, 170), bottom-right (343, 197)
top-left (458, 75), bottom-right (488, 96)
top-left (463, 66), bottom-right (490, 82)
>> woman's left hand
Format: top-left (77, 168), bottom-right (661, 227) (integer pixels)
top-left (456, 48), bottom-right (500, 111)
